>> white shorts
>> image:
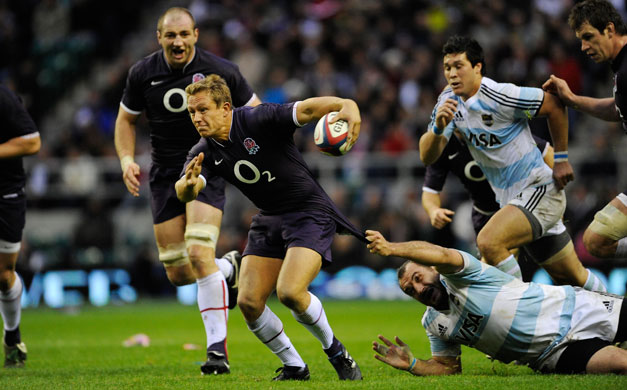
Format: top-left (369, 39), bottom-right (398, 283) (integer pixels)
top-left (509, 182), bottom-right (566, 239)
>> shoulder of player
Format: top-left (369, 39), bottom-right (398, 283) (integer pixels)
top-left (128, 50), bottom-right (168, 80)
top-left (194, 47), bottom-right (240, 71)
top-left (435, 86), bottom-right (455, 104)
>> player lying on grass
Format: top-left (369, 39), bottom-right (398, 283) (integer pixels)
top-left (365, 229), bottom-right (627, 375)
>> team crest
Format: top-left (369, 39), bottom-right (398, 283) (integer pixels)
top-left (243, 137), bottom-right (260, 155)
top-left (481, 114), bottom-right (493, 126)
top-left (192, 73), bottom-right (206, 83)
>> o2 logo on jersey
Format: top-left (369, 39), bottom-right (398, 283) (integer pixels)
top-left (163, 88), bottom-right (187, 113)
top-left (464, 161), bottom-right (486, 182)
top-left (233, 160), bottom-right (275, 184)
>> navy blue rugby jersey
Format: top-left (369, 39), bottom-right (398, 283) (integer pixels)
top-left (184, 102), bottom-right (366, 241)
top-left (611, 44), bottom-right (627, 133)
top-left (121, 47), bottom-right (254, 167)
top-left (423, 134), bottom-right (549, 213)
top-left (0, 85), bottom-right (39, 194)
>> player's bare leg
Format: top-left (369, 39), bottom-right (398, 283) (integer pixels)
top-left (238, 255), bottom-right (309, 380)
top-left (277, 247), bottom-right (362, 380)
top-left (586, 345), bottom-right (627, 374)
top-left (540, 242), bottom-right (606, 291)
top-left (477, 205), bottom-right (534, 279)
top-left (584, 195), bottom-right (627, 258)
top-left (0, 250), bottom-right (26, 368)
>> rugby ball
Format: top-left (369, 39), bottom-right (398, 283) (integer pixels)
top-left (314, 111), bottom-right (352, 156)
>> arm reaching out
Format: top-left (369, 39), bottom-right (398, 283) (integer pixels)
top-left (175, 153), bottom-right (206, 202)
top-left (373, 335), bottom-right (461, 376)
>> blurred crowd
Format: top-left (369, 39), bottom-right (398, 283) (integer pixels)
top-left (2, 0), bottom-right (626, 294)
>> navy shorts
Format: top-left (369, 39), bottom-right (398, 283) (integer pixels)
top-left (149, 163), bottom-right (226, 224)
top-left (243, 210), bottom-right (337, 265)
top-left (0, 192), bottom-right (26, 243)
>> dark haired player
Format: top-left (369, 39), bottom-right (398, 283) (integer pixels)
top-left (543, 0), bottom-right (627, 260)
top-left (419, 35), bottom-right (605, 292)
top-left (113, 7), bottom-right (261, 375)
top-left (0, 85), bottom-right (41, 367)
top-left (176, 74), bottom-right (363, 381)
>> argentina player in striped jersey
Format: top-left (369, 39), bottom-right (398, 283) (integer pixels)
top-left (366, 230), bottom-right (627, 375)
top-left (419, 36), bottom-right (606, 293)
top-left (543, 0), bottom-right (627, 261)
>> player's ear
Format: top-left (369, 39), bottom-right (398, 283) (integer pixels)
top-left (605, 22), bottom-right (616, 37)
top-left (222, 102), bottom-right (232, 116)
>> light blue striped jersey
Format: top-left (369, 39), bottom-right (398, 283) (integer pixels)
top-left (429, 77), bottom-right (553, 206)
top-left (422, 251), bottom-right (623, 371)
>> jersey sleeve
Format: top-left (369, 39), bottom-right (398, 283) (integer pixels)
top-left (492, 83), bottom-right (544, 121)
top-left (426, 329), bottom-right (461, 357)
top-left (120, 62), bottom-right (145, 115)
top-left (247, 102), bottom-right (299, 138)
top-left (0, 86), bottom-right (38, 140)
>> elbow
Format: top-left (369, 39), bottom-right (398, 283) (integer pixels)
top-left (25, 136), bottom-right (41, 155)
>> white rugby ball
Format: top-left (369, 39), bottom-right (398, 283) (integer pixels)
top-left (313, 111), bottom-right (352, 156)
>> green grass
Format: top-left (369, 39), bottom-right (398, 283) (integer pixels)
top-left (1, 300), bottom-right (625, 389)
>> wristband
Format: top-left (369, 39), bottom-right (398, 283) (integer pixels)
top-left (120, 155), bottom-right (134, 171)
top-left (554, 151), bottom-right (568, 163)
top-left (432, 125), bottom-right (444, 135)
top-left (407, 357), bottom-right (417, 372)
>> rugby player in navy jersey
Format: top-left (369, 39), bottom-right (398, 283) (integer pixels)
top-left (176, 74), bottom-right (363, 381)
top-left (114, 7), bottom-right (261, 375)
top-left (543, 0), bottom-right (627, 261)
top-left (0, 85), bottom-right (41, 368)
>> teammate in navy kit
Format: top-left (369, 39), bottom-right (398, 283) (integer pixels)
top-left (113, 7), bottom-right (261, 375)
top-left (543, 0), bottom-right (627, 260)
top-left (422, 134), bottom-right (553, 234)
top-left (176, 74), bottom-right (363, 381)
top-left (0, 85), bottom-right (41, 368)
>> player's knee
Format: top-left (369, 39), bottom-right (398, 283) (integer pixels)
top-left (165, 270), bottom-right (195, 286)
top-left (0, 268), bottom-right (14, 291)
top-left (276, 285), bottom-right (305, 311)
top-left (476, 233), bottom-right (499, 264)
top-left (583, 229), bottom-right (614, 258)
top-left (237, 294), bottom-right (264, 319)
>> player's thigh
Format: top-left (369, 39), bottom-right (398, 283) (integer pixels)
top-left (238, 255), bottom-right (282, 308)
top-left (537, 239), bottom-right (588, 286)
top-left (586, 345), bottom-right (627, 374)
top-left (477, 205), bottom-right (533, 250)
top-left (184, 201), bottom-right (222, 273)
top-left (276, 247), bottom-right (322, 301)
top-left (587, 195), bottom-right (627, 242)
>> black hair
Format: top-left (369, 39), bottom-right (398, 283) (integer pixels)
top-left (442, 35), bottom-right (486, 75)
top-left (569, 0), bottom-right (627, 35)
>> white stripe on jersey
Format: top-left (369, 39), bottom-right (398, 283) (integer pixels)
top-left (429, 77), bottom-right (553, 206)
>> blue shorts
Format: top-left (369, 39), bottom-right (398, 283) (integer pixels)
top-left (149, 163), bottom-right (226, 224)
top-left (0, 191), bottom-right (26, 243)
top-left (243, 210), bottom-right (337, 265)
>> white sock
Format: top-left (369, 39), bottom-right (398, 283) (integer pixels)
top-left (196, 271), bottom-right (228, 350)
top-left (291, 292), bottom-right (334, 349)
top-left (583, 269), bottom-right (607, 292)
top-left (615, 238), bottom-right (627, 258)
top-left (247, 306), bottom-right (305, 367)
top-left (0, 274), bottom-right (22, 331)
top-left (215, 257), bottom-right (233, 280)
top-left (495, 255), bottom-right (522, 279)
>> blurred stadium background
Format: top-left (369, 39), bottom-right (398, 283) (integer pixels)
top-left (3, 0), bottom-right (627, 308)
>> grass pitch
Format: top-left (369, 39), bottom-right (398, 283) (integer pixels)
top-left (1, 299), bottom-right (625, 389)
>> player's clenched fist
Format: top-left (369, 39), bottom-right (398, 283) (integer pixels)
top-left (365, 229), bottom-right (393, 256)
top-left (435, 99), bottom-right (458, 130)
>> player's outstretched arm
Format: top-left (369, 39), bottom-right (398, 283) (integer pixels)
top-left (365, 230), bottom-right (463, 274)
top-left (175, 153), bottom-right (206, 203)
top-left (0, 133), bottom-right (40, 159)
top-left (296, 97), bottom-right (361, 147)
top-left (543, 74), bottom-right (620, 121)
top-left (537, 91), bottom-right (574, 190)
top-left (373, 335), bottom-right (461, 376)
top-left (115, 107), bottom-right (142, 197)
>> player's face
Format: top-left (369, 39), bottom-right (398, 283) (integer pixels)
top-left (575, 22), bottom-right (614, 63)
top-left (443, 52), bottom-right (482, 100)
top-left (187, 91), bottom-right (231, 140)
top-left (157, 13), bottom-right (198, 69)
top-left (399, 262), bottom-right (448, 309)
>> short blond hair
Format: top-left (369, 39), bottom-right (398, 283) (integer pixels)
top-left (157, 7), bottom-right (195, 33)
top-left (185, 74), bottom-right (233, 107)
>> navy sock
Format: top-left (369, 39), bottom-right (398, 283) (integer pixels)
top-left (4, 327), bottom-right (21, 347)
top-left (323, 336), bottom-right (342, 358)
